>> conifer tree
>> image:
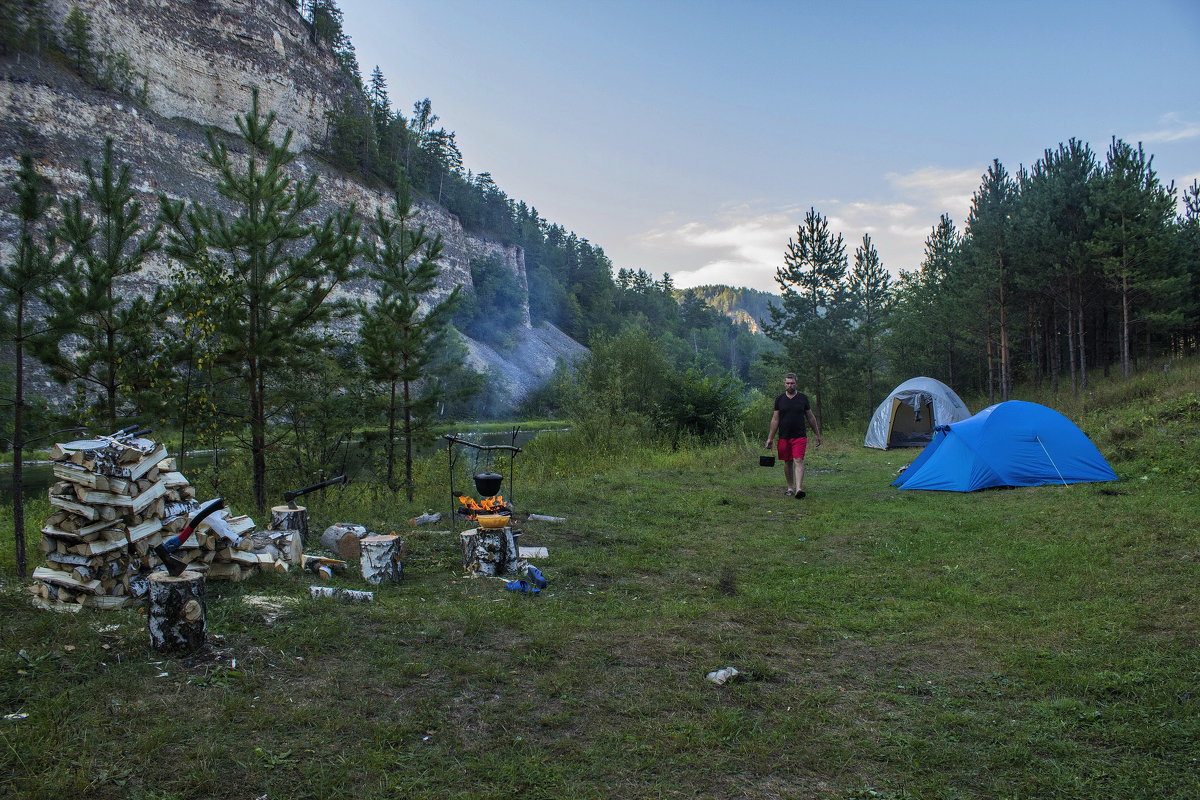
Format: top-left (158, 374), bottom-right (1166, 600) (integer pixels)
top-left (36, 138), bottom-right (161, 429)
top-left (358, 187), bottom-right (459, 499)
top-left (765, 207), bottom-right (849, 421)
top-left (847, 233), bottom-right (891, 412)
top-left (964, 159), bottom-right (1018, 401)
top-left (62, 6), bottom-right (92, 77)
top-left (1, 154), bottom-right (68, 577)
top-left (1090, 138), bottom-right (1181, 375)
top-left (1179, 181), bottom-right (1200, 349)
top-left (161, 90), bottom-right (360, 511)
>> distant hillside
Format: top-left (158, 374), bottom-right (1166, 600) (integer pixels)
top-left (683, 285), bottom-right (780, 334)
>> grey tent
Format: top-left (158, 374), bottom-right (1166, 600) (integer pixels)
top-left (864, 377), bottom-right (971, 449)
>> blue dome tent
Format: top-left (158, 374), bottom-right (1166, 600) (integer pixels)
top-left (892, 401), bottom-right (1118, 492)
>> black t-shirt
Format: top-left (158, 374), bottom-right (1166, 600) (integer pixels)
top-left (775, 392), bottom-right (810, 438)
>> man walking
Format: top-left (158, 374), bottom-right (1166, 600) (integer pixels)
top-left (765, 373), bottom-right (822, 498)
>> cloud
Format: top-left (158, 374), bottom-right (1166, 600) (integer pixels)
top-left (1133, 112), bottom-right (1200, 144)
top-left (634, 166), bottom-right (983, 290)
top-left (885, 167), bottom-right (980, 213)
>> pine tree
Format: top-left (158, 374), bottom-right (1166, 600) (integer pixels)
top-left (1090, 138), bottom-right (1181, 375)
top-left (964, 159), bottom-right (1018, 401)
top-left (1016, 139), bottom-right (1100, 391)
top-left (847, 233), bottom-right (892, 412)
top-left (160, 90), bottom-right (360, 511)
top-left (1179, 181), bottom-right (1200, 350)
top-left (36, 138), bottom-right (161, 429)
top-left (1, 154), bottom-right (67, 577)
top-left (359, 187), bottom-right (459, 499)
top-left (765, 207), bottom-right (849, 421)
top-left (62, 6), bottom-right (92, 77)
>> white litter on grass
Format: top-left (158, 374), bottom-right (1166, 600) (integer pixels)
top-left (706, 667), bottom-right (740, 685)
top-left (4, 713), bottom-right (29, 721)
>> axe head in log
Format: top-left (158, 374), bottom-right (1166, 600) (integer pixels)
top-left (154, 497), bottom-right (225, 577)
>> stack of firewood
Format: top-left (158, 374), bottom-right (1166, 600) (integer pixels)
top-left (30, 433), bottom-right (290, 610)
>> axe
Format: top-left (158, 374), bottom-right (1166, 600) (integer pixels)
top-left (152, 497), bottom-right (225, 577)
top-left (283, 475), bottom-right (347, 509)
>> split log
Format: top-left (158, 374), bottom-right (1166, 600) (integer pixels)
top-left (359, 535), bottom-right (403, 585)
top-left (147, 570), bottom-right (206, 655)
top-left (320, 523), bottom-right (367, 560)
top-left (309, 586), bottom-right (373, 603)
top-left (269, 505), bottom-right (308, 548)
top-left (460, 527), bottom-right (525, 577)
top-left (301, 553), bottom-right (347, 575)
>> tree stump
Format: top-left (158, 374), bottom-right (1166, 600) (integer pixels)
top-left (269, 505), bottom-right (309, 550)
top-left (359, 534), bottom-right (403, 585)
top-left (460, 527), bottom-right (526, 577)
top-left (148, 570), bottom-right (206, 655)
top-left (321, 522), bottom-right (367, 560)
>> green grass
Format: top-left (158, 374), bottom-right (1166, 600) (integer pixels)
top-left (1, 366), bottom-right (1197, 799)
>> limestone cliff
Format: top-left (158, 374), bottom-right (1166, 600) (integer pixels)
top-left (0, 0), bottom-right (585, 406)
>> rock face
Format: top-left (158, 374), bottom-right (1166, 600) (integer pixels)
top-left (0, 0), bottom-right (585, 405)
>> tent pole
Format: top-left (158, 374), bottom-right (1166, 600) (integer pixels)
top-left (1035, 436), bottom-right (1068, 486)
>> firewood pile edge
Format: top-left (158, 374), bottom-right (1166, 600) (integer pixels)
top-left (30, 433), bottom-right (297, 611)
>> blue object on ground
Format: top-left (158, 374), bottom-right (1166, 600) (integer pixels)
top-left (506, 580), bottom-right (540, 594)
top-left (526, 565), bottom-right (547, 589)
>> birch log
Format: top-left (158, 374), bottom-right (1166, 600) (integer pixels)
top-left (269, 505), bottom-right (309, 549)
top-left (460, 527), bottom-right (526, 577)
top-left (309, 586), bottom-right (374, 603)
top-left (359, 534), bottom-right (403, 584)
top-left (320, 523), bottom-right (367, 560)
top-left (148, 570), bottom-right (206, 655)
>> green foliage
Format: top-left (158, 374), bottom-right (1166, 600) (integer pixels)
top-left (0, 152), bottom-right (66, 577)
top-left (663, 369), bottom-right (744, 441)
top-left (766, 207), bottom-right (852, 421)
top-left (160, 90), bottom-right (360, 511)
top-left (34, 138), bottom-right (161, 429)
top-left (61, 5), bottom-right (91, 74)
top-left (358, 187), bottom-right (461, 497)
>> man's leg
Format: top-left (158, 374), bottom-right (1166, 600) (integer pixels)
top-left (782, 459), bottom-right (795, 493)
top-left (794, 457), bottom-right (806, 493)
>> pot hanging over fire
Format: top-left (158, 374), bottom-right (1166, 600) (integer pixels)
top-left (473, 472), bottom-right (504, 498)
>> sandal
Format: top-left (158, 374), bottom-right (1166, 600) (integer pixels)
top-left (784, 488), bottom-right (794, 496)
top-left (526, 565), bottom-right (547, 589)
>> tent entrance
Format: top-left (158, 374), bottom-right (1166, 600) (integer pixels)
top-left (887, 396), bottom-right (935, 447)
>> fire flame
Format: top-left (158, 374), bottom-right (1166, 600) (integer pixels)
top-left (456, 494), bottom-right (510, 519)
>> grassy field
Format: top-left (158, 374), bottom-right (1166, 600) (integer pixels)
top-left (0, 364), bottom-right (1197, 799)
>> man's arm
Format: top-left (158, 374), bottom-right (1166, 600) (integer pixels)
top-left (806, 408), bottom-right (822, 447)
top-left (765, 410), bottom-right (780, 449)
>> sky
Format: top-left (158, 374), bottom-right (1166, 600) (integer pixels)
top-left (337, 0), bottom-right (1200, 293)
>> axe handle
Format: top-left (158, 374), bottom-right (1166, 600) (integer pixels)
top-left (284, 475), bottom-right (347, 503)
top-left (161, 498), bottom-right (226, 552)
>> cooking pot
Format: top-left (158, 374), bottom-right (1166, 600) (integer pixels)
top-left (473, 472), bottom-right (504, 497)
top-left (759, 455), bottom-right (776, 467)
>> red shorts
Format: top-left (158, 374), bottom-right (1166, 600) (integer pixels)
top-left (777, 437), bottom-right (808, 461)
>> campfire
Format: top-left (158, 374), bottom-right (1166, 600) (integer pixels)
top-left (455, 494), bottom-right (511, 520)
